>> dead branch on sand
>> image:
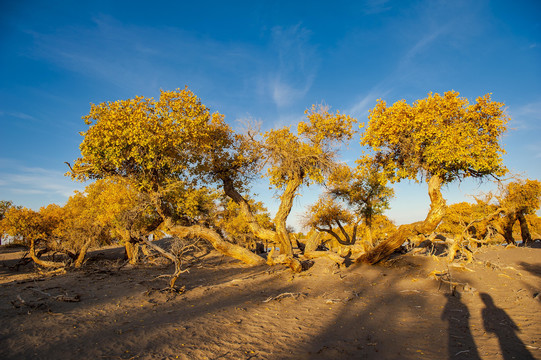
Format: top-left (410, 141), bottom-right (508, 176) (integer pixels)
top-left (262, 292), bottom-right (306, 302)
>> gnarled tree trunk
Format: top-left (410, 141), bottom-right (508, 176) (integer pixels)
top-left (222, 175), bottom-right (303, 272)
top-left (141, 222), bottom-right (266, 288)
top-left (303, 231), bottom-right (345, 265)
top-left (141, 236), bottom-right (186, 288)
top-left (273, 175), bottom-right (303, 256)
top-left (516, 212), bottom-right (532, 245)
top-left (358, 174), bottom-right (447, 264)
top-left (73, 238), bottom-right (93, 268)
top-left (29, 239), bottom-right (66, 268)
top-left (501, 213), bottom-right (516, 245)
top-left (124, 239), bottom-right (141, 265)
top-left (165, 222), bottom-right (265, 266)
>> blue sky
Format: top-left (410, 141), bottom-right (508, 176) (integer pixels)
top-left (1, 0), bottom-right (540, 229)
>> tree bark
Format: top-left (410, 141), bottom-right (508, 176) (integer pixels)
top-left (273, 176), bottom-right (303, 256)
top-left (351, 221), bottom-right (360, 245)
top-left (302, 231), bottom-right (345, 265)
top-left (335, 220), bottom-right (353, 244)
top-left (317, 226), bottom-right (350, 246)
top-left (29, 239), bottom-right (65, 268)
top-left (501, 213), bottom-right (516, 245)
top-left (357, 174), bottom-right (447, 264)
top-left (516, 211), bottom-right (532, 245)
top-left (165, 222), bottom-right (265, 266)
top-left (140, 236), bottom-right (186, 288)
top-left (73, 238), bottom-right (93, 268)
top-left (222, 175), bottom-right (303, 272)
top-left (124, 239), bottom-right (140, 265)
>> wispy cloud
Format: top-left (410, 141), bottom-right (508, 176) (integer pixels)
top-left (347, 5), bottom-right (460, 116)
top-left (0, 111), bottom-right (36, 121)
top-left (24, 15), bottom-right (261, 96)
top-left (0, 159), bottom-right (84, 208)
top-left (348, 88), bottom-right (392, 119)
top-left (402, 25), bottom-right (449, 65)
top-left (24, 16), bottom-right (320, 115)
top-left (271, 76), bottom-right (314, 108)
top-left (508, 100), bottom-right (541, 130)
top-left (268, 25), bottom-right (318, 108)
top-left (534, 148), bottom-right (541, 159)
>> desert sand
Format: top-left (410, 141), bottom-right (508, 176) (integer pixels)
top-left (0, 243), bottom-right (539, 359)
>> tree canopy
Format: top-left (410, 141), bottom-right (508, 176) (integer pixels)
top-left (361, 91), bottom-right (509, 184)
top-left (357, 91), bottom-right (509, 264)
top-left (70, 87), bottom-right (230, 193)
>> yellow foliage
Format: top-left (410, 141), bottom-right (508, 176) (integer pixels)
top-left (264, 104), bottom-right (357, 188)
top-left (215, 197), bottom-right (273, 245)
top-left (329, 161), bottom-right (394, 223)
top-left (70, 87), bottom-right (231, 192)
top-left (361, 91), bottom-right (508, 183)
top-left (500, 179), bottom-right (541, 214)
top-left (438, 201), bottom-right (499, 240)
top-left (0, 207), bottom-right (47, 245)
top-left (303, 195), bottom-right (354, 230)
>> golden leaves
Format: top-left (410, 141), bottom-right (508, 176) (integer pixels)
top-left (264, 104), bottom-right (357, 189)
top-left (501, 179), bottom-right (541, 214)
top-left (361, 91), bottom-right (509, 184)
top-left (72, 87), bottom-right (229, 192)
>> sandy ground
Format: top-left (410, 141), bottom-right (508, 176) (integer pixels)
top-left (0, 243), bottom-right (539, 360)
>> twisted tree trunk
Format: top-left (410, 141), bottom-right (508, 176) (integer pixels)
top-left (29, 239), bottom-right (65, 268)
top-left (165, 222), bottom-right (265, 266)
top-left (73, 238), bottom-right (93, 268)
top-left (222, 175), bottom-right (303, 272)
top-left (303, 231), bottom-right (345, 265)
top-left (516, 212), bottom-right (532, 245)
top-left (273, 176), bottom-right (303, 256)
top-left (358, 174), bottom-right (447, 264)
top-left (501, 213), bottom-right (516, 245)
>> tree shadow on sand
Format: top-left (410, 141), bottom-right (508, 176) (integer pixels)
top-left (519, 261), bottom-right (541, 279)
top-left (297, 257), bottom-right (449, 359)
top-left (441, 291), bottom-right (481, 360)
top-left (480, 292), bottom-right (535, 360)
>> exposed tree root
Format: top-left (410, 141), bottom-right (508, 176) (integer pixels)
top-left (358, 175), bottom-right (447, 264)
top-left (301, 231), bottom-right (346, 266)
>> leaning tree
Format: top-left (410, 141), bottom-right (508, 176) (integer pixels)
top-left (211, 104), bottom-right (357, 271)
top-left (69, 87), bottom-right (265, 269)
top-left (358, 91), bottom-right (509, 264)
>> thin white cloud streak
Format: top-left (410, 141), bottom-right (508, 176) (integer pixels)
top-left (0, 111), bottom-right (36, 121)
top-left (348, 88), bottom-right (392, 119)
top-left (507, 100), bottom-right (541, 130)
top-left (25, 15), bottom-right (262, 95)
top-left (271, 76), bottom-right (314, 108)
top-left (25, 16), bottom-right (320, 117)
top-left (0, 161), bottom-right (84, 207)
top-left (349, 15), bottom-right (455, 119)
top-left (513, 101), bottom-right (541, 116)
top-left (401, 24), bottom-right (450, 66)
top-left (269, 25), bottom-right (318, 108)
